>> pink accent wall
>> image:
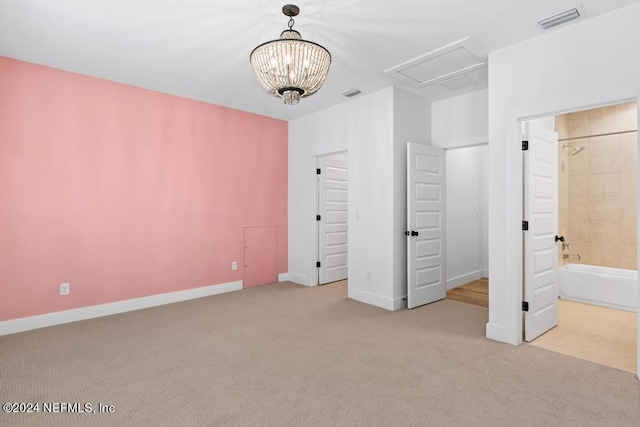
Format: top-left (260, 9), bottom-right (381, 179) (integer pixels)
top-left (0, 56), bottom-right (288, 321)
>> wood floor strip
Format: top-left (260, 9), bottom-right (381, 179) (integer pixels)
top-left (446, 279), bottom-right (488, 308)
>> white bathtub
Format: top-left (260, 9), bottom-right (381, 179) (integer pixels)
top-left (558, 263), bottom-right (638, 312)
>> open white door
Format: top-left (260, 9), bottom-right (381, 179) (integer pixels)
top-left (407, 143), bottom-right (446, 309)
top-left (523, 123), bottom-right (559, 342)
top-left (317, 155), bottom-right (348, 285)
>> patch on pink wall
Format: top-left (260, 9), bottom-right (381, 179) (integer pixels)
top-left (244, 226), bottom-right (278, 288)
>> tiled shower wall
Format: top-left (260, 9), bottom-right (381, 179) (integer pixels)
top-left (556, 102), bottom-right (638, 270)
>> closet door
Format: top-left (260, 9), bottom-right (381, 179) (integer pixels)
top-left (244, 226), bottom-right (277, 288)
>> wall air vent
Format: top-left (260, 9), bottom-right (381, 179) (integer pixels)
top-left (342, 89), bottom-right (362, 98)
top-left (538, 6), bottom-right (583, 30)
top-left (384, 38), bottom-right (487, 88)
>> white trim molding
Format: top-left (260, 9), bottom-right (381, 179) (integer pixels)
top-left (486, 322), bottom-right (513, 345)
top-left (0, 280), bottom-right (243, 337)
top-left (287, 273), bottom-right (312, 286)
top-left (446, 269), bottom-right (488, 290)
top-left (277, 272), bottom-right (290, 282)
top-left (349, 288), bottom-right (397, 311)
top-left (393, 295), bottom-right (408, 311)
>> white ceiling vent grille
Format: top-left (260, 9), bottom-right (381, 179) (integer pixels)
top-left (384, 38), bottom-right (487, 88)
top-left (538, 5), bottom-right (584, 30)
top-left (342, 89), bottom-right (362, 98)
top-left (440, 75), bottom-right (477, 91)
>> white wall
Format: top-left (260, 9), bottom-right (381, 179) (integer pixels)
top-left (289, 100), bottom-right (353, 286)
top-left (445, 145), bottom-right (489, 289)
top-left (432, 89), bottom-right (488, 149)
top-left (487, 1), bottom-right (640, 372)
top-left (526, 116), bottom-right (555, 134)
top-left (392, 88), bottom-right (432, 304)
top-left (288, 87), bottom-right (430, 310)
top-left (289, 87), bottom-right (393, 294)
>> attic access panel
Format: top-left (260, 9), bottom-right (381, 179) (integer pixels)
top-left (384, 38), bottom-right (487, 88)
top-left (439, 74), bottom-right (478, 91)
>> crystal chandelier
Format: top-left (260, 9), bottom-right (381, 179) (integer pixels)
top-left (250, 4), bottom-right (331, 105)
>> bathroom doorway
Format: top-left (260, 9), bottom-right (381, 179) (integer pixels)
top-left (523, 101), bottom-right (638, 373)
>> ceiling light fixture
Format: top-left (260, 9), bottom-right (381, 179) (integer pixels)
top-left (250, 4), bottom-right (331, 105)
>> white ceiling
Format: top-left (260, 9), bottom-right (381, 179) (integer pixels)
top-left (1, 0), bottom-right (638, 121)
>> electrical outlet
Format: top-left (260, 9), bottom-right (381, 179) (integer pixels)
top-left (60, 283), bottom-right (70, 296)
top-left (232, 261), bottom-right (238, 271)
top-left (366, 272), bottom-right (372, 281)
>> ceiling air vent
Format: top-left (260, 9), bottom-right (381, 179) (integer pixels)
top-left (342, 89), bottom-right (362, 98)
top-left (538, 6), bottom-right (583, 30)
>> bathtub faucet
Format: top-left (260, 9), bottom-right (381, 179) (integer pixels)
top-left (563, 253), bottom-right (581, 260)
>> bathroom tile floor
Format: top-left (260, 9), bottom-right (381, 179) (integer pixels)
top-left (528, 299), bottom-right (637, 374)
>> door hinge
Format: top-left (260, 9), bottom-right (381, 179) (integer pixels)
top-left (522, 221), bottom-right (529, 231)
top-left (316, 261), bottom-right (321, 268)
top-left (522, 301), bottom-right (529, 312)
top-left (522, 140), bottom-right (529, 151)
top-left (316, 168), bottom-right (321, 174)
top-left (316, 215), bottom-right (321, 221)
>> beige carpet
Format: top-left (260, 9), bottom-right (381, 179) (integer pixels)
top-left (528, 299), bottom-right (637, 374)
top-left (1, 281), bottom-right (640, 426)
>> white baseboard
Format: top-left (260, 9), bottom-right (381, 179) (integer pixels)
top-left (446, 269), bottom-right (488, 290)
top-left (278, 272), bottom-right (290, 282)
top-left (288, 273), bottom-right (312, 287)
top-left (0, 280), bottom-right (243, 337)
top-left (348, 287), bottom-right (395, 311)
top-left (485, 322), bottom-right (517, 345)
top-left (393, 295), bottom-right (407, 310)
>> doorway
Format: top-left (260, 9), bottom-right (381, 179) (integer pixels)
top-left (435, 143), bottom-right (490, 309)
top-left (522, 101), bottom-right (638, 373)
top-left (315, 151), bottom-right (348, 286)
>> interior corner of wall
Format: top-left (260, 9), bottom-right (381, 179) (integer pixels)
top-left (277, 272), bottom-right (290, 282)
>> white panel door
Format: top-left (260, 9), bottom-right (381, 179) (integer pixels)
top-left (524, 123), bottom-right (559, 342)
top-left (318, 156), bottom-right (348, 285)
top-left (407, 143), bottom-right (446, 309)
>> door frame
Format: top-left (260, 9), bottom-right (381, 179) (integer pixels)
top-left (313, 150), bottom-right (349, 286)
top-left (515, 98), bottom-right (640, 372)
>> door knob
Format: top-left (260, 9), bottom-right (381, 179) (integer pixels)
top-left (411, 231), bottom-right (419, 236)
top-left (555, 235), bottom-right (565, 242)
top-left (405, 231), bottom-right (410, 236)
